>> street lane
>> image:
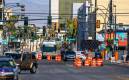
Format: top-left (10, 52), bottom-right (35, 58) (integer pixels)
top-left (19, 60), bottom-right (129, 80)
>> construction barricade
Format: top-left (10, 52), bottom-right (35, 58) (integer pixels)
top-left (96, 58), bottom-right (103, 66)
top-left (74, 57), bottom-right (82, 68)
top-left (91, 58), bottom-right (97, 67)
top-left (55, 54), bottom-right (62, 62)
top-left (84, 59), bottom-right (90, 66)
top-left (46, 54), bottom-right (52, 61)
top-left (37, 52), bottom-right (42, 61)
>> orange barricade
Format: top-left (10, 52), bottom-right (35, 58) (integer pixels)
top-left (97, 58), bottom-right (103, 66)
top-left (76, 58), bottom-right (82, 68)
top-left (55, 54), bottom-right (62, 62)
top-left (91, 58), bottom-right (96, 67)
top-left (84, 58), bottom-right (90, 66)
top-left (114, 51), bottom-right (119, 61)
top-left (37, 52), bottom-right (42, 61)
top-left (88, 57), bottom-right (92, 66)
top-left (74, 57), bottom-right (82, 68)
top-left (47, 54), bottom-right (52, 61)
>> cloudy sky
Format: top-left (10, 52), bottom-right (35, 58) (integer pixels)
top-left (5, 0), bottom-right (49, 27)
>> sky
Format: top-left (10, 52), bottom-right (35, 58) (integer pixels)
top-left (5, 0), bottom-right (49, 27)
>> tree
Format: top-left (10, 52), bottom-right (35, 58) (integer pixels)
top-left (5, 15), bottom-right (19, 31)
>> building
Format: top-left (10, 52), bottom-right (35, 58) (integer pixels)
top-left (51, 0), bottom-right (59, 31)
top-left (89, 0), bottom-right (129, 32)
top-left (59, 0), bottom-right (87, 30)
top-left (73, 3), bottom-right (83, 18)
top-left (0, 0), bottom-right (5, 28)
top-left (77, 1), bottom-right (91, 50)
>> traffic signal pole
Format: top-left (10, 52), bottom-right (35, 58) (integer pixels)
top-left (95, 0), bottom-right (97, 40)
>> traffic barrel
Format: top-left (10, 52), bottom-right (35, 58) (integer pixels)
top-left (73, 57), bottom-right (82, 68)
top-left (76, 58), bottom-right (82, 68)
top-left (91, 58), bottom-right (97, 67)
top-left (55, 54), bottom-right (62, 62)
top-left (97, 58), bottom-right (103, 66)
top-left (84, 58), bottom-right (90, 66)
top-left (114, 51), bottom-right (119, 61)
top-left (37, 52), bottom-right (42, 61)
top-left (47, 54), bottom-right (52, 61)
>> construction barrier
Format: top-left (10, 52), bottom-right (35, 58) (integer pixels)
top-left (74, 57), bottom-right (82, 68)
top-left (97, 58), bottom-right (103, 66)
top-left (37, 52), bottom-right (42, 61)
top-left (55, 54), bottom-right (62, 62)
top-left (47, 54), bottom-right (52, 61)
top-left (91, 58), bottom-right (96, 67)
top-left (114, 51), bottom-right (119, 61)
top-left (84, 58), bottom-right (90, 66)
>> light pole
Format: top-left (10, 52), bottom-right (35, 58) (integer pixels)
top-left (95, 0), bottom-right (97, 40)
top-left (113, 5), bottom-right (117, 51)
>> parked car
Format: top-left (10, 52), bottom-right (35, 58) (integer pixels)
top-left (20, 52), bottom-right (38, 73)
top-left (75, 51), bottom-right (87, 60)
top-left (0, 56), bottom-right (19, 80)
top-left (4, 51), bottom-right (21, 63)
top-left (63, 50), bottom-right (76, 61)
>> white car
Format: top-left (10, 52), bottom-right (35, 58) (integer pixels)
top-left (75, 51), bottom-right (87, 61)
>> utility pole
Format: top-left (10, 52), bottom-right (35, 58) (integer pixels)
top-left (109, 0), bottom-right (113, 29)
top-left (94, 0), bottom-right (97, 40)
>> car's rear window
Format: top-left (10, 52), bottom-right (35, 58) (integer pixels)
top-left (5, 53), bottom-right (21, 60)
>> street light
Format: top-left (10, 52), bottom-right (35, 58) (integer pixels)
top-left (113, 5), bottom-right (117, 51)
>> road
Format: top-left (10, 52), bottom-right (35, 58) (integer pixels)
top-left (19, 60), bottom-right (129, 80)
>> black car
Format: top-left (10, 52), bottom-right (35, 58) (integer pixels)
top-left (63, 50), bottom-right (76, 61)
top-left (0, 56), bottom-right (19, 80)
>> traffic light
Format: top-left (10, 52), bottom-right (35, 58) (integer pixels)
top-left (96, 20), bottom-right (100, 28)
top-left (43, 26), bottom-right (46, 36)
top-left (31, 32), bottom-right (34, 37)
top-left (58, 28), bottom-right (60, 33)
top-left (24, 17), bottom-right (28, 26)
top-left (47, 16), bottom-right (52, 25)
top-left (54, 23), bottom-right (56, 30)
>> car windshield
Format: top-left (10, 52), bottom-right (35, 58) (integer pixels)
top-left (0, 60), bottom-right (15, 68)
top-left (23, 54), bottom-right (31, 60)
top-left (5, 53), bottom-right (21, 60)
top-left (65, 51), bottom-right (75, 55)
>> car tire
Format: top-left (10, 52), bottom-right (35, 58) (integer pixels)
top-left (30, 66), bottom-right (37, 74)
top-left (14, 75), bottom-right (19, 80)
top-left (63, 58), bottom-right (67, 61)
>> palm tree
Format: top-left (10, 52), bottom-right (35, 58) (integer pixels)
top-left (5, 15), bottom-right (19, 31)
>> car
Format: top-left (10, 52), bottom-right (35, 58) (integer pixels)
top-left (4, 51), bottom-right (38, 74)
top-left (0, 56), bottom-right (19, 80)
top-left (19, 52), bottom-right (38, 73)
top-left (63, 50), bottom-right (76, 61)
top-left (75, 51), bottom-right (87, 61)
top-left (4, 51), bottom-right (21, 63)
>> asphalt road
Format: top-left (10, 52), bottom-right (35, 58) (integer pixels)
top-left (19, 60), bottom-right (129, 80)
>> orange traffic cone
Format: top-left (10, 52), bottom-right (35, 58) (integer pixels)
top-left (47, 54), bottom-right (52, 61)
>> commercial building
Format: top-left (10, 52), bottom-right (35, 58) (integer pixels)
top-left (59, 0), bottom-right (87, 30)
top-left (51, 0), bottom-right (59, 31)
top-left (0, 0), bottom-right (5, 28)
top-left (89, 0), bottom-right (129, 32)
top-left (77, 1), bottom-right (91, 50)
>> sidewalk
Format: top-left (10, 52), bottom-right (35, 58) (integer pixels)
top-left (104, 60), bottom-right (129, 67)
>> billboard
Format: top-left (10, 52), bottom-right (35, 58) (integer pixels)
top-left (116, 32), bottom-right (127, 46)
top-left (105, 32), bottom-right (127, 47)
